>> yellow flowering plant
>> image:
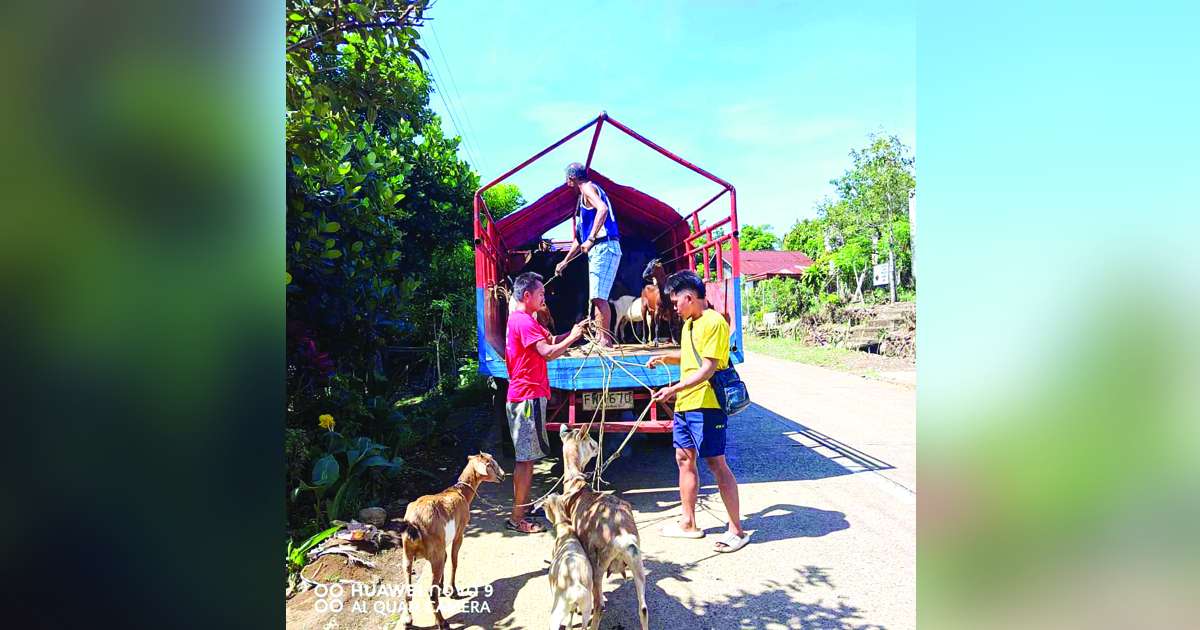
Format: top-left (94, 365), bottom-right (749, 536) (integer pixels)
top-left (292, 424), bottom-right (403, 523)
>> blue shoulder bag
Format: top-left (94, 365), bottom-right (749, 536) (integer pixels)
top-left (687, 322), bottom-right (751, 416)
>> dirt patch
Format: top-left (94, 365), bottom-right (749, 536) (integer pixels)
top-left (286, 394), bottom-right (499, 627)
top-left (745, 335), bottom-right (915, 387)
top-left (286, 547), bottom-right (418, 630)
top-left (756, 301), bottom-right (916, 360)
top-left (381, 398), bottom-right (499, 518)
top-left (300, 554), bottom-right (381, 586)
top-left (834, 349), bottom-right (915, 374)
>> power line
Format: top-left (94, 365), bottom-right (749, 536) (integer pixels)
top-left (421, 32), bottom-right (486, 175)
top-left (414, 28), bottom-right (480, 171)
top-left (426, 60), bottom-right (481, 171)
top-left (428, 24), bottom-right (490, 176)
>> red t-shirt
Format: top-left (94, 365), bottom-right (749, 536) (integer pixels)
top-left (505, 310), bottom-right (552, 402)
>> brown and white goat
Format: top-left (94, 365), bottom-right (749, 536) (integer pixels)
top-left (542, 493), bottom-right (595, 630)
top-left (392, 452), bottom-right (506, 630)
top-left (507, 285), bottom-right (556, 332)
top-left (642, 258), bottom-right (679, 343)
top-left (555, 426), bottom-right (649, 630)
top-left (639, 283), bottom-right (662, 345)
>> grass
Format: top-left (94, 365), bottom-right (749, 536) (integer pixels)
top-left (744, 335), bottom-right (859, 370)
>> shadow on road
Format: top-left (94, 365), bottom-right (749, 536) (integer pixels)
top-left (602, 561), bottom-right (886, 630)
top-left (739, 503), bottom-right (850, 545)
top-left (455, 399), bottom-right (880, 544)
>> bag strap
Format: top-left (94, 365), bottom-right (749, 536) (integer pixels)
top-left (687, 320), bottom-right (703, 367)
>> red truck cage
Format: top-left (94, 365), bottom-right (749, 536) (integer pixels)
top-left (473, 112), bottom-right (744, 436)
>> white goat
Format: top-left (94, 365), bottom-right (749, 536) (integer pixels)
top-left (610, 295), bottom-right (650, 345)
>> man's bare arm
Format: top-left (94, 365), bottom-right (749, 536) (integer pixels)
top-left (646, 351), bottom-right (681, 367)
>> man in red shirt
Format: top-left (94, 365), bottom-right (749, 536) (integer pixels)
top-left (505, 272), bottom-right (586, 533)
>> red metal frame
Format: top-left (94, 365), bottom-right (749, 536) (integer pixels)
top-left (472, 113), bottom-right (741, 275)
top-left (544, 390), bottom-right (674, 433)
top-left (473, 112), bottom-right (743, 433)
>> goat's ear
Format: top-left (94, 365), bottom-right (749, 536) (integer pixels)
top-left (540, 494), bottom-right (560, 523)
top-left (472, 457), bottom-right (489, 477)
top-left (559, 424), bottom-right (570, 438)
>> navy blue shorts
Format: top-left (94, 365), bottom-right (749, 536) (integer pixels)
top-left (672, 409), bottom-right (728, 458)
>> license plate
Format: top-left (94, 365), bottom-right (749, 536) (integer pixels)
top-left (581, 391), bottom-right (634, 411)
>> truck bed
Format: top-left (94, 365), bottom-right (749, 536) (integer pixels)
top-left (558, 341), bottom-right (679, 359)
top-left (481, 341), bottom-right (682, 391)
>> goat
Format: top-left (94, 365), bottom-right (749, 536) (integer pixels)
top-left (609, 295), bottom-right (634, 344)
top-left (392, 453), bottom-right (506, 630)
top-left (542, 493), bottom-right (594, 630)
top-left (641, 258), bottom-right (683, 343)
top-left (639, 283), bottom-right (661, 345)
top-left (610, 294), bottom-right (651, 345)
top-left (508, 290), bottom-right (556, 333)
top-left (554, 427), bottom-right (649, 630)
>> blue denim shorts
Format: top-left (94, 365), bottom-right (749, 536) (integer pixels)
top-left (587, 240), bottom-right (621, 301)
top-left (672, 408), bottom-right (728, 458)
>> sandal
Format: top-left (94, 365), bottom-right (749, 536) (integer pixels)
top-left (660, 522), bottom-right (706, 539)
top-left (713, 530), bottom-right (751, 553)
top-left (505, 519), bottom-right (546, 534)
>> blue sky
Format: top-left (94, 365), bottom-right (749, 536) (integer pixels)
top-left (421, 1), bottom-right (914, 241)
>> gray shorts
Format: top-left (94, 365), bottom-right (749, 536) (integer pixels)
top-left (505, 398), bottom-right (550, 462)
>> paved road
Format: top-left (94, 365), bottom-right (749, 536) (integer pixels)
top-left (288, 351), bottom-right (915, 629)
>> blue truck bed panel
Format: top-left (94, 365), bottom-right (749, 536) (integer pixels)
top-left (481, 351), bottom-right (681, 390)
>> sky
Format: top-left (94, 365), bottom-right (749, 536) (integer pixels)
top-left (419, 1), bottom-right (915, 242)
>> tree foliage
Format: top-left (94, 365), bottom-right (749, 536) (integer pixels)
top-left (774, 134), bottom-right (916, 311)
top-left (481, 183), bottom-right (525, 219)
top-left (782, 218), bottom-right (825, 260)
top-left (738, 224), bottom-right (780, 251)
top-left (285, 1), bottom-right (482, 532)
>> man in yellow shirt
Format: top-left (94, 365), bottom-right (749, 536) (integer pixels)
top-left (647, 271), bottom-right (750, 553)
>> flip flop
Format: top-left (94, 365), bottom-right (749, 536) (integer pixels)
top-left (505, 519), bottom-right (546, 534)
top-left (713, 530), bottom-right (751, 553)
top-left (660, 522), bottom-right (705, 539)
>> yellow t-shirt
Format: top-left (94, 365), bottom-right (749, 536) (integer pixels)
top-left (675, 309), bottom-right (730, 411)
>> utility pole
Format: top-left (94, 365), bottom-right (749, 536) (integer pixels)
top-left (888, 229), bottom-right (897, 303)
top-left (908, 189), bottom-right (916, 284)
top-left (886, 191), bottom-right (897, 303)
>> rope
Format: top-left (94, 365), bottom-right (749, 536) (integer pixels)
top-left (542, 248), bottom-right (587, 288)
top-left (568, 321), bottom-right (679, 485)
top-left (485, 315), bottom-right (679, 512)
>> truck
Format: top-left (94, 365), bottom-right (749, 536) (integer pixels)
top-left (473, 112), bottom-right (744, 451)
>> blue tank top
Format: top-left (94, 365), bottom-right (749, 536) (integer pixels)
top-left (576, 183), bottom-right (620, 243)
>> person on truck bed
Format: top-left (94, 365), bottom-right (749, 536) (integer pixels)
top-left (647, 270), bottom-right (750, 553)
top-left (505, 272), bottom-right (588, 533)
top-left (555, 162), bottom-right (622, 347)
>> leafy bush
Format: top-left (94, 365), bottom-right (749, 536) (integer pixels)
top-left (292, 428), bottom-right (404, 524)
top-left (286, 2), bottom-right (483, 533)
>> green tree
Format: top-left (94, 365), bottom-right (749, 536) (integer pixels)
top-left (828, 134), bottom-right (915, 298)
top-left (783, 217), bottom-right (827, 260)
top-left (285, 1), bottom-right (481, 529)
top-left (738, 224), bottom-right (780, 251)
top-left (481, 183), bottom-right (525, 219)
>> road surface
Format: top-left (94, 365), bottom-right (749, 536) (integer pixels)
top-left (287, 350), bottom-right (915, 629)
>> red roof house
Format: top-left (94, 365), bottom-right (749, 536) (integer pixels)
top-left (712, 250), bottom-right (814, 282)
